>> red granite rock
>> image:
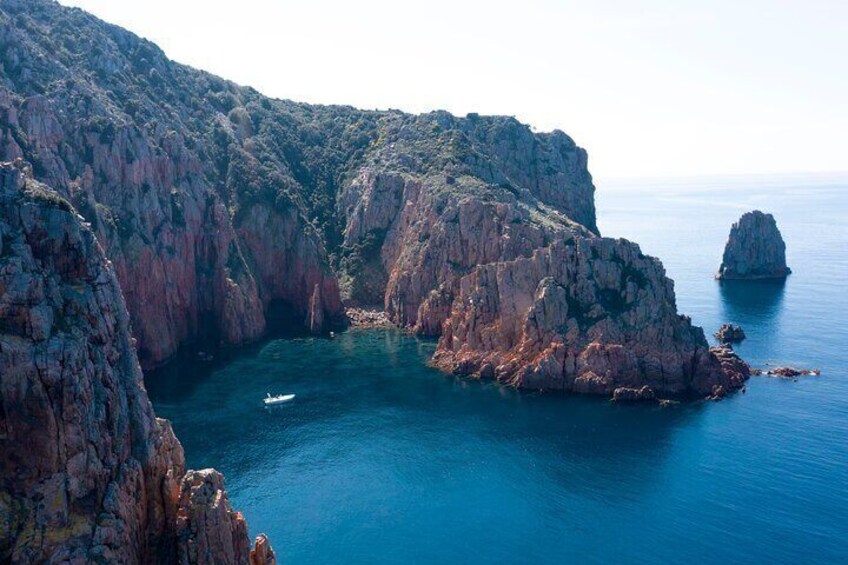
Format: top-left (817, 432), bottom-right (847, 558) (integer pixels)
top-left (717, 210), bottom-right (791, 279)
top-left (0, 162), bottom-right (274, 564)
top-left (433, 237), bottom-right (750, 398)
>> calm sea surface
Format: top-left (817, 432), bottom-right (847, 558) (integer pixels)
top-left (147, 175), bottom-right (848, 564)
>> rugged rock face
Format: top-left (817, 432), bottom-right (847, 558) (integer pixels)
top-left (176, 470), bottom-right (251, 565)
top-left (717, 210), bottom-right (791, 280)
top-left (0, 0), bottom-right (347, 367)
top-left (0, 0), bottom-right (750, 398)
top-left (0, 161), bottom-right (273, 563)
top-left (433, 237), bottom-right (749, 397)
top-left (332, 113), bottom-right (597, 335)
top-left (0, 1), bottom-right (597, 365)
top-left (0, 1), bottom-right (761, 563)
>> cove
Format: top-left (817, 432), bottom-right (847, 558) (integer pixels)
top-left (147, 177), bottom-right (848, 564)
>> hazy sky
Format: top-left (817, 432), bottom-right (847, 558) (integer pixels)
top-left (59, 0), bottom-right (847, 180)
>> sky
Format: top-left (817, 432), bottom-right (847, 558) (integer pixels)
top-left (58, 0), bottom-right (847, 181)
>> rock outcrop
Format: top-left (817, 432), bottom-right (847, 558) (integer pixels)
top-left (0, 161), bottom-right (274, 563)
top-left (433, 237), bottom-right (750, 398)
top-left (715, 323), bottom-right (746, 344)
top-left (176, 470), bottom-right (252, 565)
top-left (612, 386), bottom-right (657, 403)
top-left (249, 534), bottom-right (277, 565)
top-left (717, 211), bottom-right (791, 280)
top-left (709, 345), bottom-right (752, 394)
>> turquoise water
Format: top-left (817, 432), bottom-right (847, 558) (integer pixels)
top-left (147, 175), bottom-right (848, 564)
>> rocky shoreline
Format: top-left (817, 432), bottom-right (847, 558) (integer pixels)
top-left (0, 0), bottom-right (748, 410)
top-left (751, 367), bottom-right (821, 377)
top-left (345, 307), bottom-right (394, 329)
top-left (431, 238), bottom-right (752, 399)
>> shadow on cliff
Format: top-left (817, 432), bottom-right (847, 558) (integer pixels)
top-left (143, 300), bottom-right (314, 403)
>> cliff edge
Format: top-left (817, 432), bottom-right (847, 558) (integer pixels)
top-left (0, 161), bottom-right (274, 564)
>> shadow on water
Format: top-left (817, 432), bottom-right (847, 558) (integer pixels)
top-left (147, 330), bottom-right (703, 507)
top-left (145, 300), bottom-right (314, 402)
top-left (718, 278), bottom-right (786, 325)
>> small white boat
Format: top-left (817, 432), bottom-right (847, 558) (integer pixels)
top-left (263, 393), bottom-right (295, 406)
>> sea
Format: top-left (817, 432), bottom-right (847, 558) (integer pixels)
top-left (147, 174), bottom-right (848, 564)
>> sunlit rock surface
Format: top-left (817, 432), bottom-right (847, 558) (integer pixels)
top-left (717, 210), bottom-right (791, 280)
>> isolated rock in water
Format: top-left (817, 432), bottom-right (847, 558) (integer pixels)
top-left (0, 161), bottom-right (271, 564)
top-left (715, 323), bottom-right (746, 344)
top-left (717, 211), bottom-right (791, 279)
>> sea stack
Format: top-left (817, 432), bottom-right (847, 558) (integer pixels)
top-left (717, 211), bottom-right (791, 280)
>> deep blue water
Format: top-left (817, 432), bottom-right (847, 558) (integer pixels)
top-left (147, 175), bottom-right (848, 564)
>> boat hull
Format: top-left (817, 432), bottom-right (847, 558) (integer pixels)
top-left (263, 394), bottom-right (295, 406)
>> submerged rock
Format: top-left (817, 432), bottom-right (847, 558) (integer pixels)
top-left (751, 367), bottom-right (821, 377)
top-left (717, 211), bottom-right (791, 280)
top-left (715, 323), bottom-right (746, 344)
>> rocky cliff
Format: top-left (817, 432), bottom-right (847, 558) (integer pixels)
top-left (0, 161), bottom-right (274, 563)
top-left (717, 210), bottom-right (791, 279)
top-left (432, 237), bottom-right (749, 397)
top-left (0, 0), bottom-right (750, 395)
top-left (0, 2), bottom-right (756, 560)
top-left (0, 0), bottom-right (596, 367)
top-left (0, 0), bottom-right (346, 367)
